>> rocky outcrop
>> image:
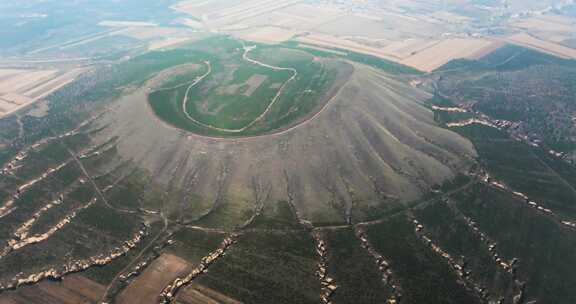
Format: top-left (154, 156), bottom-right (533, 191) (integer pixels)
top-left (311, 231), bottom-right (338, 304)
top-left (354, 226), bottom-right (401, 303)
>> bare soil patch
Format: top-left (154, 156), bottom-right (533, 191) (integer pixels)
top-left (117, 253), bottom-right (192, 304)
top-left (0, 274), bottom-right (104, 304)
top-left (177, 283), bottom-right (242, 304)
top-left (505, 32), bottom-right (576, 59)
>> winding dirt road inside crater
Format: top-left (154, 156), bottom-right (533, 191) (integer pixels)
top-left (175, 45), bottom-right (298, 134)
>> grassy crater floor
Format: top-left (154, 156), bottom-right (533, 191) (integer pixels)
top-left (148, 36), bottom-right (347, 137)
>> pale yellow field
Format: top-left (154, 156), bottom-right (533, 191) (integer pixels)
top-left (296, 34), bottom-right (499, 72)
top-left (532, 31), bottom-right (572, 43)
top-left (537, 14), bottom-right (575, 25)
top-left (0, 70), bottom-right (58, 94)
top-left (0, 68), bottom-right (86, 118)
top-left (429, 11), bottom-right (471, 24)
top-left (0, 99), bottom-right (17, 113)
top-left (176, 0), bottom-right (304, 29)
top-left (99, 20), bottom-right (157, 27)
top-left (0, 69), bottom-right (27, 78)
top-left (506, 32), bottom-right (576, 59)
top-left (400, 38), bottom-right (499, 72)
top-left (296, 33), bottom-right (399, 61)
top-left (0, 93), bottom-right (32, 105)
top-left (172, 0), bottom-right (247, 19)
top-left (148, 37), bottom-right (195, 50)
top-left (512, 16), bottom-right (575, 33)
top-left (380, 38), bottom-right (441, 60)
top-left (237, 26), bottom-right (298, 43)
top-left (122, 27), bottom-right (182, 40)
top-left (232, 6), bottom-right (341, 31)
top-left (315, 13), bottom-right (443, 41)
top-left (216, 0), bottom-right (303, 27)
top-left (23, 69), bottom-right (86, 99)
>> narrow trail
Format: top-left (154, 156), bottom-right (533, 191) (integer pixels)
top-left (64, 144), bottom-right (137, 215)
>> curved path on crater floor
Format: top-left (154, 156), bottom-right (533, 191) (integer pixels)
top-left (178, 45), bottom-right (298, 133)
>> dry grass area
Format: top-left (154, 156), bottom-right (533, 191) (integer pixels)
top-left (24, 69), bottom-right (86, 98)
top-left (0, 274), bottom-right (104, 304)
top-left (174, 0), bottom-right (303, 28)
top-left (0, 68), bottom-right (86, 117)
top-left (400, 38), bottom-right (499, 72)
top-left (508, 13), bottom-right (576, 52)
top-left (296, 34), bottom-right (499, 72)
top-left (511, 14), bottom-right (576, 48)
top-left (236, 3), bottom-right (344, 31)
top-left (379, 39), bottom-right (441, 60)
top-left (170, 0), bottom-right (552, 73)
top-left (122, 27), bottom-right (183, 40)
top-left (467, 40), bottom-right (507, 60)
top-left (512, 15), bottom-right (575, 33)
top-left (148, 37), bottom-right (195, 51)
top-left (98, 20), bottom-right (157, 27)
top-left (296, 33), bottom-right (398, 61)
top-left (316, 13), bottom-right (443, 41)
top-left (236, 27), bottom-right (298, 44)
top-left (0, 70), bottom-right (59, 94)
top-left (177, 283), bottom-right (241, 304)
top-left (0, 93), bottom-right (32, 105)
top-left (117, 254), bottom-right (192, 304)
top-left (170, 1), bottom-right (512, 71)
top-left (505, 32), bottom-right (576, 59)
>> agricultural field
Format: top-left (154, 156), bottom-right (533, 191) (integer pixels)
top-left (167, 0), bottom-right (576, 73)
top-left (0, 68), bottom-right (85, 118)
top-left (399, 38), bottom-right (499, 72)
top-left (505, 32), bottom-right (576, 59)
